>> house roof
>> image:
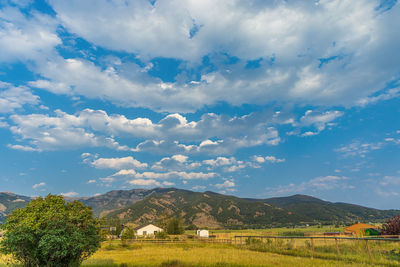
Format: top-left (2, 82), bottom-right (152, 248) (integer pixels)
top-left (345, 223), bottom-right (377, 233)
top-left (134, 223), bottom-right (163, 231)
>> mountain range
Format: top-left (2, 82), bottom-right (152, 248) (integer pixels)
top-left (0, 188), bottom-right (398, 228)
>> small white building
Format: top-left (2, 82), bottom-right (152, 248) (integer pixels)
top-left (135, 224), bottom-right (163, 236)
top-left (197, 229), bottom-right (209, 238)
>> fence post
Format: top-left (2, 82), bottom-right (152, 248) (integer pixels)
top-left (335, 238), bottom-right (340, 257)
top-left (311, 238), bottom-right (315, 259)
top-left (365, 240), bottom-right (372, 261)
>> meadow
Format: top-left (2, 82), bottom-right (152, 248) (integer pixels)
top-left (82, 242), bottom-right (369, 267)
top-left (1, 227), bottom-right (399, 266)
top-left (79, 227), bottom-right (400, 267)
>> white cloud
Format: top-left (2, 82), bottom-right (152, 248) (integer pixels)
top-left (60, 191), bottom-right (78, 197)
top-left (20, 0), bottom-right (399, 112)
top-left (131, 171), bottom-right (216, 180)
top-left (7, 109), bottom-right (282, 154)
top-left (0, 5), bottom-right (60, 62)
top-left (289, 110), bottom-right (344, 136)
top-left (8, 110), bottom-right (132, 151)
top-left (151, 154), bottom-right (199, 171)
top-left (90, 156), bottom-right (148, 170)
top-left (0, 82), bottom-right (39, 113)
top-left (214, 179), bottom-right (235, 189)
top-left (253, 155), bottom-right (285, 164)
top-left (162, 181), bottom-right (175, 186)
top-left (265, 175), bottom-right (352, 196)
top-left (357, 87), bottom-right (400, 106)
top-left (203, 157), bottom-right (236, 167)
top-left (87, 179), bottom-right (96, 184)
top-left (129, 179), bottom-right (161, 187)
top-left (32, 182), bottom-right (46, 189)
top-left (335, 141), bottom-right (384, 158)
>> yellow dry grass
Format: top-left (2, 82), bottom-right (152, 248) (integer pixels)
top-left (82, 243), bottom-right (369, 267)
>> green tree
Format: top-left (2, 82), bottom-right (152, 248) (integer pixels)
top-left (120, 226), bottom-right (135, 246)
top-left (0, 195), bottom-right (101, 267)
top-left (166, 217), bottom-right (184, 235)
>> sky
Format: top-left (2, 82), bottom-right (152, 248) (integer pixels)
top-left (0, 0), bottom-right (399, 209)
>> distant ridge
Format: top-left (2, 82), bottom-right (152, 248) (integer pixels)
top-left (1, 188), bottom-right (399, 227)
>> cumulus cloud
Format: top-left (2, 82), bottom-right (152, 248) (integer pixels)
top-left (0, 82), bottom-right (39, 113)
top-left (128, 179), bottom-right (175, 187)
top-left (253, 156), bottom-right (285, 164)
top-left (0, 5), bottom-right (60, 62)
top-left (288, 110), bottom-right (344, 136)
top-left (129, 179), bottom-right (161, 187)
top-left (32, 182), bottom-right (46, 189)
top-left (60, 191), bottom-right (78, 197)
top-left (7, 110), bottom-right (133, 151)
top-left (131, 171), bottom-right (216, 180)
top-left (19, 0), bottom-right (399, 112)
top-left (203, 157), bottom-right (236, 167)
top-left (7, 108), bottom-right (283, 154)
top-left (214, 179), bottom-right (235, 189)
top-left (89, 156), bottom-right (148, 170)
top-left (151, 154), bottom-right (200, 171)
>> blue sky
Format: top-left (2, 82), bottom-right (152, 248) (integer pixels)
top-left (0, 0), bottom-right (400, 209)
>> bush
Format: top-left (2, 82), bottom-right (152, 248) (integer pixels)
top-left (0, 195), bottom-right (101, 267)
top-left (381, 215), bottom-right (400, 235)
top-left (155, 230), bottom-right (169, 239)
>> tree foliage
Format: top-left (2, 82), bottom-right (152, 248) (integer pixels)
top-left (0, 195), bottom-right (101, 267)
top-left (121, 226), bottom-right (135, 240)
top-left (166, 217), bottom-right (184, 235)
top-left (381, 215), bottom-right (400, 235)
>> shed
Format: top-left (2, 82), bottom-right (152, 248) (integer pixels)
top-left (135, 224), bottom-right (163, 236)
top-left (345, 223), bottom-right (377, 236)
top-left (197, 229), bottom-right (209, 238)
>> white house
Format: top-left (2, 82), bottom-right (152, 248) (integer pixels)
top-left (197, 229), bottom-right (209, 238)
top-left (135, 224), bottom-right (163, 236)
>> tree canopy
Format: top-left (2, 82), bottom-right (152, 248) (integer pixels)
top-left (0, 195), bottom-right (101, 267)
top-left (166, 217), bottom-right (184, 235)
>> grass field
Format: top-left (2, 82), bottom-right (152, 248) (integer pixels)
top-left (1, 226), bottom-right (398, 267)
top-left (82, 242), bottom-right (369, 267)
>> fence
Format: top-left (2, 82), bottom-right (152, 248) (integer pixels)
top-left (115, 235), bottom-right (400, 264)
top-left (126, 238), bottom-right (233, 245)
top-left (233, 235), bottom-right (400, 263)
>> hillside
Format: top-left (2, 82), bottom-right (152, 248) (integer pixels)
top-left (1, 189), bottom-right (399, 227)
top-left (71, 188), bottom-right (157, 217)
top-left (263, 194), bottom-right (399, 223)
top-left (106, 188), bottom-right (306, 228)
top-left (0, 192), bottom-right (32, 223)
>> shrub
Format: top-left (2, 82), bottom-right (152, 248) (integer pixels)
top-left (381, 215), bottom-right (400, 235)
top-left (155, 230), bottom-right (169, 239)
